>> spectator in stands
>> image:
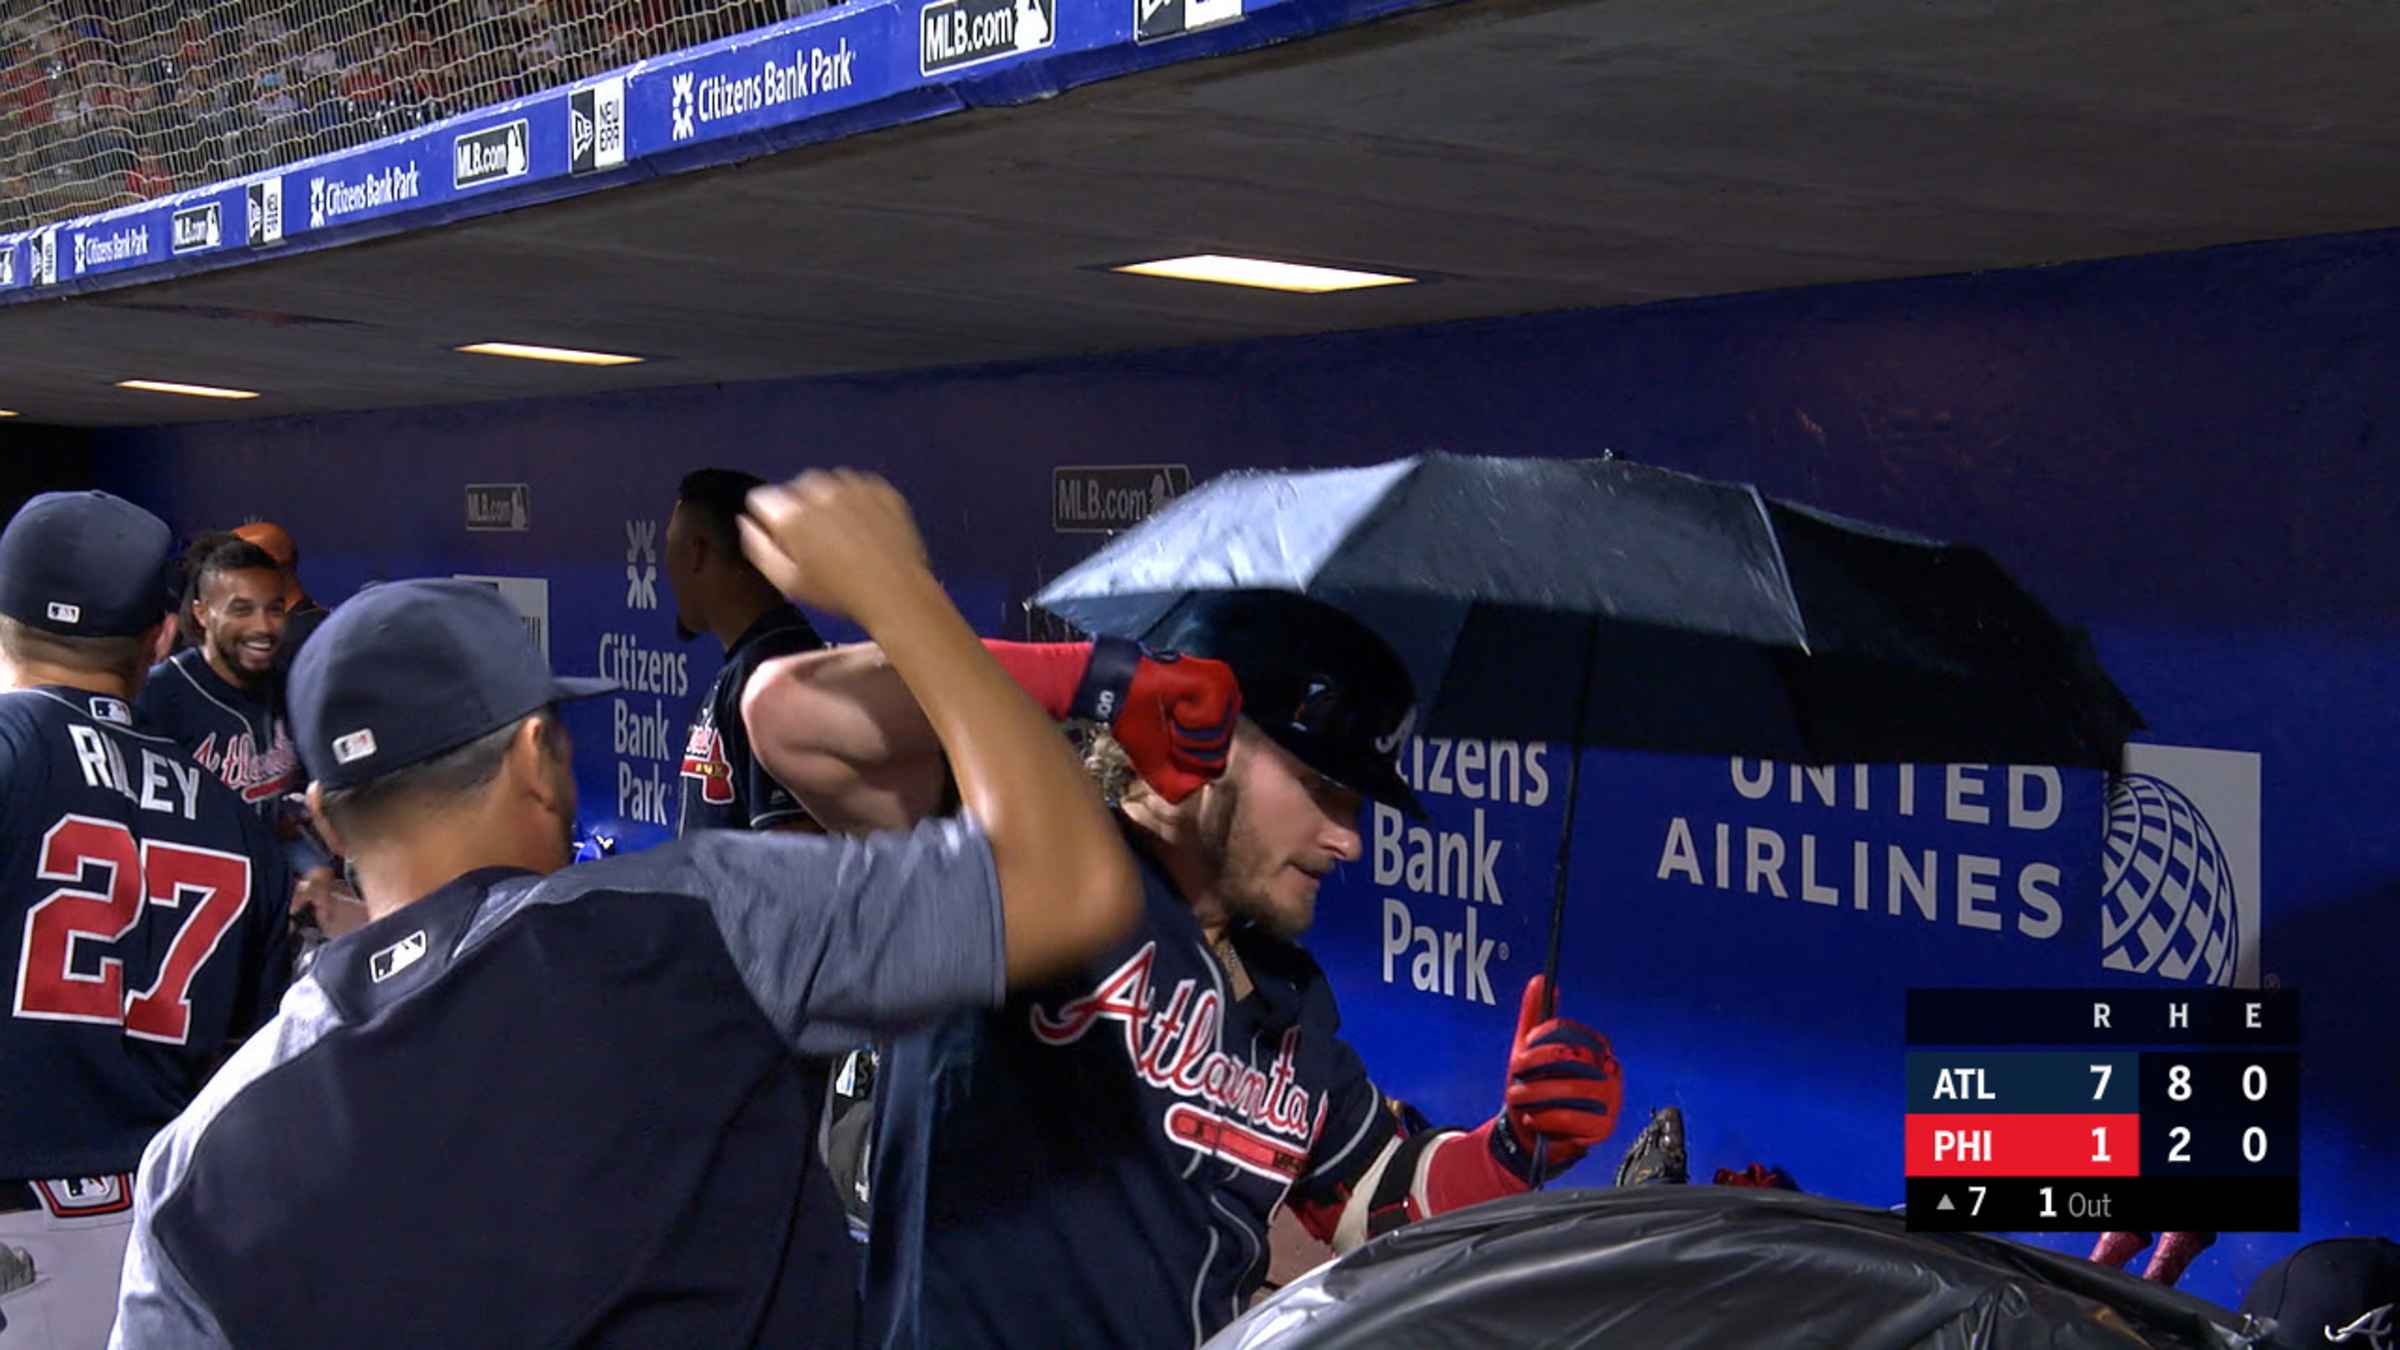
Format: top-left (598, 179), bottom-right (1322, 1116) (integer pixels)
top-left (256, 66), bottom-right (296, 124)
top-left (340, 53), bottom-right (389, 111)
top-left (302, 38), bottom-right (338, 84)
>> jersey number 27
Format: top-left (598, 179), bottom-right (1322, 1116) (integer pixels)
top-left (12, 814), bottom-right (254, 1045)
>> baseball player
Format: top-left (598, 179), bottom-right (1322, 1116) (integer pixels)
top-left (137, 532), bottom-right (301, 810)
top-left (668, 468), bottom-right (826, 836)
top-left (0, 492), bottom-right (290, 1349)
top-left (108, 470), bottom-right (1201, 1349)
top-left (743, 589), bottom-right (1625, 1348)
top-left (227, 521), bottom-right (329, 680)
top-left (139, 531), bottom-right (358, 943)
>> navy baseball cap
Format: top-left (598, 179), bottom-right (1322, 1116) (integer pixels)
top-left (0, 491), bottom-right (177, 638)
top-left (1144, 590), bottom-right (1424, 818)
top-left (290, 579), bottom-right (615, 790)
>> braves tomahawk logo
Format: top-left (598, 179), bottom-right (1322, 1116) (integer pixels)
top-left (680, 720), bottom-right (734, 805)
top-left (1031, 942), bottom-right (1323, 1182)
top-left (191, 729), bottom-right (301, 804)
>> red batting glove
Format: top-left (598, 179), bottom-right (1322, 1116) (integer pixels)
top-left (1104, 645), bottom-right (1238, 803)
top-left (1486, 975), bottom-right (1623, 1185)
top-left (982, 637), bottom-right (1239, 803)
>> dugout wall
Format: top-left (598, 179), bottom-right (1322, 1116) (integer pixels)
top-left (87, 222), bottom-right (2400, 1310)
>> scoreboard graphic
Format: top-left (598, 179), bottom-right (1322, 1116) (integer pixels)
top-left (1904, 989), bottom-right (2299, 1232)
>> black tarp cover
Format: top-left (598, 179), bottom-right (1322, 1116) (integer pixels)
top-left (1210, 1188), bottom-right (2266, 1350)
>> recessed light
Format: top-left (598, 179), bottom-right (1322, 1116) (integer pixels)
top-left (1111, 255), bottom-right (1417, 294)
top-left (116, 380), bottom-right (260, 400)
top-left (456, 341), bottom-right (644, 366)
top-left (0, 410), bottom-right (18, 417)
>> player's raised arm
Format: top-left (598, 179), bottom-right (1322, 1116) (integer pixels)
top-left (738, 471), bottom-right (1154, 985)
top-left (740, 617), bottom-right (1242, 836)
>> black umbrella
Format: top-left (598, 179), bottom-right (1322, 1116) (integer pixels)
top-left (1035, 452), bottom-right (2136, 764)
top-left (1206, 1187), bottom-right (2257, 1349)
top-left (1033, 452), bottom-right (2141, 1171)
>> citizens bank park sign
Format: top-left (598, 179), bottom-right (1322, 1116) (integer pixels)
top-left (1322, 738), bottom-right (2262, 1011)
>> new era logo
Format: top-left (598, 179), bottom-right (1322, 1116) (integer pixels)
top-left (246, 179), bottom-right (283, 246)
top-left (370, 929), bottom-right (428, 983)
top-left (568, 79), bottom-right (626, 175)
top-left (45, 602), bottom-right (80, 624)
top-left (334, 729), bottom-right (378, 764)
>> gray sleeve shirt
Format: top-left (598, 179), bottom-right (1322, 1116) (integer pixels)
top-left (111, 814), bottom-right (1004, 1349)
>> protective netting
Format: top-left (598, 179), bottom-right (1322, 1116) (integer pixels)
top-left (1, 0), bottom-right (835, 233)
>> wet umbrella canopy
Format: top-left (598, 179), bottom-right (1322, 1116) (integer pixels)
top-left (1034, 453), bottom-right (2139, 769)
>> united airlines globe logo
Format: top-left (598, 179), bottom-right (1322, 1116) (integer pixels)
top-left (2100, 773), bottom-right (2242, 986)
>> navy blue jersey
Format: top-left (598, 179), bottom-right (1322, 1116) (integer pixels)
top-left (681, 606), bottom-right (824, 835)
top-left (0, 687), bottom-right (292, 1179)
top-left (115, 819), bottom-right (1005, 1350)
top-left (866, 839), bottom-right (1398, 1350)
top-left (135, 649), bottom-right (303, 812)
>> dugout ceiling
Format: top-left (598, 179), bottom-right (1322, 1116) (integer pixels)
top-left (4, 0), bottom-right (2398, 427)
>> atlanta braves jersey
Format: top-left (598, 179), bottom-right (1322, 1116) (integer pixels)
top-left (134, 649), bottom-right (302, 812)
top-left (0, 687), bottom-right (291, 1179)
top-left (680, 606), bottom-right (824, 835)
top-left (864, 835), bottom-right (1400, 1350)
top-left (112, 817), bottom-right (1004, 1350)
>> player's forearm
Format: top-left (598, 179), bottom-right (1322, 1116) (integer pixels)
top-left (1299, 1125), bottom-right (1524, 1255)
top-left (850, 571), bottom-right (1138, 983)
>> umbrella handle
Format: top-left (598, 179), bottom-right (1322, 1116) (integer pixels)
top-left (1526, 612), bottom-right (1599, 1190)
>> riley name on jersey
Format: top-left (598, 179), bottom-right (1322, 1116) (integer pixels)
top-left (66, 720), bottom-right (207, 821)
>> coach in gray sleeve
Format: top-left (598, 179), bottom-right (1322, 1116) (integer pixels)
top-left (110, 471), bottom-right (1142, 1350)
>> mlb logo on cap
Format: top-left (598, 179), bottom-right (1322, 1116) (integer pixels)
top-left (288, 579), bottom-right (615, 790)
top-left (46, 602), bottom-right (80, 624)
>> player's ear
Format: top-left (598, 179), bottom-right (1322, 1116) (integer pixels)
top-left (145, 615), bottom-right (175, 666)
top-left (512, 713), bottom-right (572, 814)
top-left (306, 782), bottom-right (349, 859)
